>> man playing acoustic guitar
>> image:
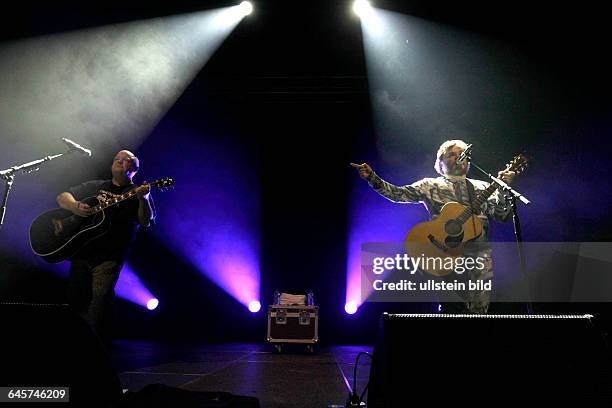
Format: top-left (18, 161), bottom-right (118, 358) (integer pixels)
top-left (56, 150), bottom-right (155, 345)
top-left (352, 140), bottom-right (516, 314)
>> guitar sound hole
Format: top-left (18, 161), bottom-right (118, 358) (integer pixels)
top-left (444, 220), bottom-right (463, 237)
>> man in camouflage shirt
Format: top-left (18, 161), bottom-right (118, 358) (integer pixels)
top-left (352, 140), bottom-right (515, 313)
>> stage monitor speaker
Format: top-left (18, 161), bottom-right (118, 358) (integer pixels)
top-left (114, 384), bottom-right (261, 408)
top-left (0, 303), bottom-right (122, 407)
top-left (368, 313), bottom-right (612, 407)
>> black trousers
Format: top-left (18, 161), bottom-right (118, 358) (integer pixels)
top-left (67, 259), bottom-right (122, 347)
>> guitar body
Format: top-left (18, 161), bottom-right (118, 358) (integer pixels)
top-left (29, 196), bottom-right (109, 263)
top-left (404, 202), bottom-right (483, 276)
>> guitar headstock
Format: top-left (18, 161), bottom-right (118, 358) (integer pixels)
top-left (506, 154), bottom-right (529, 175)
top-left (149, 177), bottom-right (175, 192)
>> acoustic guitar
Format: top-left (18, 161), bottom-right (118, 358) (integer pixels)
top-left (29, 177), bottom-right (174, 263)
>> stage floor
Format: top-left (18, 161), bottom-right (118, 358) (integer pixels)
top-left (112, 340), bottom-right (372, 408)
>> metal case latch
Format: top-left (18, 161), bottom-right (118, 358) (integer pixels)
top-left (299, 310), bottom-right (310, 325)
top-left (275, 308), bottom-right (287, 324)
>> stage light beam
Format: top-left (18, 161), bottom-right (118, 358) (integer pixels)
top-left (115, 263), bottom-right (159, 310)
top-left (0, 5), bottom-right (256, 265)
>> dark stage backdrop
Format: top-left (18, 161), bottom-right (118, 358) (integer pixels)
top-left (1, 0), bottom-right (611, 345)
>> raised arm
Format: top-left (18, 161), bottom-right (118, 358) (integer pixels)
top-left (351, 162), bottom-right (424, 203)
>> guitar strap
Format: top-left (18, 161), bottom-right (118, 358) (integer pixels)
top-left (465, 179), bottom-right (479, 214)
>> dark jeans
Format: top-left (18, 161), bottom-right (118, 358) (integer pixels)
top-left (437, 250), bottom-right (493, 314)
top-left (67, 260), bottom-right (122, 347)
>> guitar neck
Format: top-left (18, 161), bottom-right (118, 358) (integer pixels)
top-left (471, 183), bottom-right (499, 212)
top-left (456, 182), bottom-right (499, 224)
top-left (91, 188), bottom-right (140, 214)
top-left (86, 177), bottom-right (173, 214)
top-left (453, 154), bottom-right (526, 226)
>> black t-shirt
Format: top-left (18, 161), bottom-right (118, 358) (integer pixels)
top-left (67, 179), bottom-right (141, 265)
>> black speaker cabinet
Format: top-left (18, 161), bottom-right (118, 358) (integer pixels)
top-left (368, 313), bottom-right (612, 407)
top-left (0, 303), bottom-right (122, 407)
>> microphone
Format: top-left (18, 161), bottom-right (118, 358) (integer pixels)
top-left (456, 144), bottom-right (472, 165)
top-left (61, 138), bottom-right (92, 157)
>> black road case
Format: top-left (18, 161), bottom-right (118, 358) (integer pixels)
top-left (266, 291), bottom-right (318, 352)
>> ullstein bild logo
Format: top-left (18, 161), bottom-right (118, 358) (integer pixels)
top-left (371, 278), bottom-right (492, 292)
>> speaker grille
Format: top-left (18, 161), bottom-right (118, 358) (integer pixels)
top-left (386, 312), bottom-right (594, 319)
top-left (368, 312), bottom-right (611, 407)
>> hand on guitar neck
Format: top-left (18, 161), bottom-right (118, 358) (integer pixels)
top-left (135, 182), bottom-right (151, 201)
top-left (497, 169), bottom-right (516, 184)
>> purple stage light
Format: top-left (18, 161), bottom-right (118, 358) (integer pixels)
top-left (345, 301), bottom-right (358, 315)
top-left (115, 263), bottom-right (158, 309)
top-left (147, 298), bottom-right (159, 310)
top-left (146, 132), bottom-right (261, 310)
top-left (346, 175), bottom-right (426, 309)
top-left (248, 300), bottom-right (261, 313)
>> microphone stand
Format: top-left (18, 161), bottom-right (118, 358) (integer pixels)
top-left (462, 154), bottom-right (534, 315)
top-left (0, 149), bottom-right (80, 231)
